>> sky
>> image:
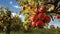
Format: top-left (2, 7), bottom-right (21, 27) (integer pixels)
top-left (0, 0), bottom-right (22, 13)
top-left (0, 0), bottom-right (60, 28)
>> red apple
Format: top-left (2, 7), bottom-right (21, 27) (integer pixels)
top-left (39, 7), bottom-right (47, 13)
top-left (32, 22), bottom-right (36, 27)
top-left (38, 13), bottom-right (45, 20)
top-left (55, 15), bottom-right (59, 19)
top-left (44, 16), bottom-right (51, 23)
top-left (29, 15), bottom-right (38, 22)
top-left (36, 20), bottom-right (45, 28)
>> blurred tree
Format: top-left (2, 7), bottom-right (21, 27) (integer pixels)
top-left (0, 7), bottom-right (22, 34)
top-left (11, 16), bottom-right (22, 31)
top-left (57, 26), bottom-right (59, 29)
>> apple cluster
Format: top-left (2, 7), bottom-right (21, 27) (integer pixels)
top-left (22, 1), bottom-right (52, 28)
top-left (28, 5), bottom-right (51, 28)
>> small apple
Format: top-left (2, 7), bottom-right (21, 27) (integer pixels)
top-left (44, 16), bottom-right (51, 23)
top-left (36, 20), bottom-right (45, 28)
top-left (39, 7), bottom-right (47, 13)
top-left (38, 13), bottom-right (45, 20)
top-left (55, 15), bottom-right (60, 19)
top-left (29, 15), bottom-right (38, 22)
top-left (32, 22), bottom-right (36, 27)
top-left (39, 4), bottom-right (47, 13)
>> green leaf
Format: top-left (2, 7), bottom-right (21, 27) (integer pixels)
top-left (19, 10), bottom-right (24, 15)
top-left (25, 14), bottom-right (30, 21)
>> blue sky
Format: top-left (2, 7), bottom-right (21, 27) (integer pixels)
top-left (0, 0), bottom-right (22, 13)
top-left (0, 0), bottom-right (60, 28)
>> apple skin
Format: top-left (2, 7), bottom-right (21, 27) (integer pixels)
top-left (29, 15), bottom-right (38, 22)
top-left (39, 7), bottom-right (47, 13)
top-left (36, 20), bottom-right (45, 28)
top-left (55, 15), bottom-right (60, 19)
top-left (32, 22), bottom-right (36, 27)
top-left (38, 13), bottom-right (45, 20)
top-left (44, 16), bottom-right (51, 23)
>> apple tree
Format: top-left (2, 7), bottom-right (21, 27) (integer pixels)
top-left (16, 0), bottom-right (60, 32)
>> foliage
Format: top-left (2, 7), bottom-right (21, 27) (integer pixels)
top-left (0, 7), bottom-right (22, 31)
top-left (11, 16), bottom-right (22, 31)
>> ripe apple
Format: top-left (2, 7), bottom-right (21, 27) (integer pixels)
top-left (32, 22), bottom-right (36, 27)
top-left (29, 15), bottom-right (38, 22)
top-left (44, 16), bottom-right (51, 23)
top-left (38, 13), bottom-right (45, 20)
top-left (39, 7), bottom-right (47, 13)
top-left (36, 20), bottom-right (45, 28)
top-left (55, 15), bottom-right (59, 19)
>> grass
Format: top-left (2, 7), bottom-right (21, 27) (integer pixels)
top-left (0, 28), bottom-right (60, 34)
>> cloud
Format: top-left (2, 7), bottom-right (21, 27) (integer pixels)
top-left (11, 13), bottom-right (22, 17)
top-left (13, 5), bottom-right (22, 9)
top-left (11, 13), bottom-right (16, 16)
top-left (11, 13), bottom-right (23, 22)
top-left (10, 1), bottom-right (13, 4)
top-left (14, 6), bottom-right (20, 8)
top-left (9, 1), bottom-right (22, 9)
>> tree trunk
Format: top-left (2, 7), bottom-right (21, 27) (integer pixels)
top-left (6, 25), bottom-right (11, 34)
top-left (6, 20), bottom-right (11, 34)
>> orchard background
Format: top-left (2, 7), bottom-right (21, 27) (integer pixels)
top-left (0, 0), bottom-right (60, 34)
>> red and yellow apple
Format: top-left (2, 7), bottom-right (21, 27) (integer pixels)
top-left (36, 20), bottom-right (45, 28)
top-left (29, 15), bottom-right (38, 22)
top-left (39, 7), bottom-right (47, 13)
top-left (32, 22), bottom-right (36, 27)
